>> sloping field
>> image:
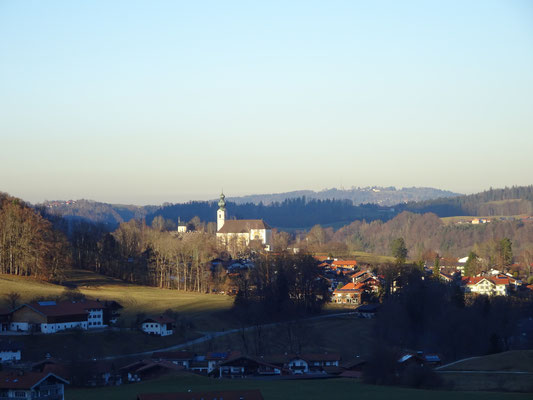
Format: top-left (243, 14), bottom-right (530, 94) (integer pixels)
top-left (0, 270), bottom-right (235, 331)
top-left (437, 351), bottom-right (533, 392)
top-left (66, 373), bottom-right (533, 400)
top-left (439, 351), bottom-right (533, 373)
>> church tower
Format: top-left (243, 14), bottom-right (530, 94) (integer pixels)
top-left (217, 192), bottom-right (226, 232)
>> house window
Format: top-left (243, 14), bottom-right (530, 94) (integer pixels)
top-left (14, 392), bottom-right (26, 398)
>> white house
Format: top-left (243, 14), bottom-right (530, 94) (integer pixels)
top-left (215, 192), bottom-right (272, 251)
top-left (141, 316), bottom-right (174, 336)
top-left (0, 371), bottom-right (68, 400)
top-left (8, 300), bottom-right (119, 334)
top-left (0, 341), bottom-right (21, 363)
top-left (462, 277), bottom-right (509, 296)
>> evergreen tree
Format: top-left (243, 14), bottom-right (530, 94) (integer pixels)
top-left (391, 237), bottom-right (408, 265)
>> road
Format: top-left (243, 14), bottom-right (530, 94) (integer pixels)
top-left (101, 311), bottom-right (356, 361)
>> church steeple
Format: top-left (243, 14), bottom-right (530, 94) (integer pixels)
top-left (217, 191), bottom-right (226, 232)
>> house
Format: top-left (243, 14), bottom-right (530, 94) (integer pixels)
top-left (264, 353), bottom-right (340, 375)
top-left (137, 389), bottom-right (264, 400)
top-left (0, 309), bottom-right (10, 332)
top-left (462, 276), bottom-right (509, 296)
top-left (216, 192), bottom-right (272, 251)
top-left (217, 355), bottom-right (282, 378)
top-left (8, 299), bottom-right (120, 334)
top-left (0, 341), bottom-right (22, 363)
top-left (0, 371), bottom-right (68, 400)
top-left (339, 358), bottom-right (367, 378)
top-left (332, 282), bottom-right (364, 305)
top-left (119, 360), bottom-right (183, 382)
top-left (152, 351), bottom-right (195, 368)
top-left (141, 316), bottom-right (174, 336)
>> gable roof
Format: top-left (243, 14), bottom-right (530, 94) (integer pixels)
top-left (142, 316), bottom-right (174, 324)
top-left (14, 300), bottom-right (108, 318)
top-left (217, 220), bottom-right (271, 234)
top-left (152, 351), bottom-right (195, 361)
top-left (0, 372), bottom-right (68, 389)
top-left (462, 276), bottom-right (509, 286)
top-left (332, 260), bottom-right (357, 267)
top-left (137, 390), bottom-right (264, 400)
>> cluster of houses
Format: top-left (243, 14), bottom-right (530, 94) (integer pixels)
top-left (0, 298), bottom-right (179, 338)
top-left (324, 255), bottom-right (528, 307)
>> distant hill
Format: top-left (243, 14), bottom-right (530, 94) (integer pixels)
top-left (40, 199), bottom-right (159, 228)
top-left (227, 186), bottom-right (460, 206)
top-left (33, 185), bottom-right (533, 230)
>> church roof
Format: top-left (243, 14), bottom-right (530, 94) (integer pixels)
top-left (217, 219), bottom-right (271, 233)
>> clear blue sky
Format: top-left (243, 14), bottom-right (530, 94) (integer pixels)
top-left (1, 0), bottom-right (532, 205)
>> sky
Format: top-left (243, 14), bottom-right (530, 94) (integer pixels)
top-left (1, 0), bottom-right (532, 205)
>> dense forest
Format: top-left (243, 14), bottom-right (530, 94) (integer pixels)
top-left (146, 198), bottom-right (393, 229)
top-left (0, 193), bottom-right (70, 281)
top-left (301, 211), bottom-right (533, 263)
top-left (402, 185), bottom-right (533, 217)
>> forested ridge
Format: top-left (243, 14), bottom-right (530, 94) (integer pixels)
top-left (402, 185), bottom-right (533, 217)
top-left (1, 185), bottom-right (533, 287)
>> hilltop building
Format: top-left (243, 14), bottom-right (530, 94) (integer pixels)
top-left (215, 192), bottom-right (272, 251)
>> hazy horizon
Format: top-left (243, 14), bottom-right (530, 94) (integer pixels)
top-left (4, 184), bottom-right (472, 207)
top-left (1, 1), bottom-right (532, 205)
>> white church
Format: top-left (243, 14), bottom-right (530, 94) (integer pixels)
top-left (216, 192), bottom-right (272, 251)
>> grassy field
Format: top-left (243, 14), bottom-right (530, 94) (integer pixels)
top-left (439, 351), bottom-right (533, 373)
top-left (436, 351), bottom-right (533, 392)
top-left (186, 314), bottom-right (374, 360)
top-left (66, 372), bottom-right (533, 400)
top-left (0, 270), bottom-right (236, 331)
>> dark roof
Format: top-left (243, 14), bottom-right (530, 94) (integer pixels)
top-left (264, 353), bottom-right (340, 364)
top-left (142, 316), bottom-right (174, 324)
top-left (138, 390), bottom-right (264, 400)
top-left (152, 351), bottom-right (195, 360)
top-left (217, 220), bottom-right (271, 234)
top-left (0, 372), bottom-right (68, 389)
top-left (15, 300), bottom-right (109, 318)
top-left (0, 341), bottom-right (22, 351)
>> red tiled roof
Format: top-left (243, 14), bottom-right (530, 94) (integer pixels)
top-left (19, 300), bottom-right (107, 317)
top-left (332, 260), bottom-right (357, 267)
top-left (0, 372), bottom-right (68, 389)
top-left (337, 282), bottom-right (365, 291)
top-left (138, 390), bottom-right (264, 400)
top-left (462, 277), bottom-right (509, 286)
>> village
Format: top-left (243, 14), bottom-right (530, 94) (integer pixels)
top-left (1, 194), bottom-right (533, 399)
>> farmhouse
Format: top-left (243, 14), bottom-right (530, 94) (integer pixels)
top-left (0, 371), bottom-right (68, 400)
top-left (8, 299), bottom-right (121, 334)
top-left (264, 353), bottom-right (340, 374)
top-left (215, 192), bottom-right (272, 251)
top-left (462, 276), bottom-right (510, 296)
top-left (332, 282), bottom-right (364, 305)
top-left (141, 316), bottom-right (174, 336)
top-left (0, 341), bottom-right (21, 363)
top-left (331, 260), bottom-right (358, 270)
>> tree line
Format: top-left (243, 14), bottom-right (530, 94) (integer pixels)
top-left (302, 211), bottom-right (533, 268)
top-left (0, 193), bottom-right (70, 281)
